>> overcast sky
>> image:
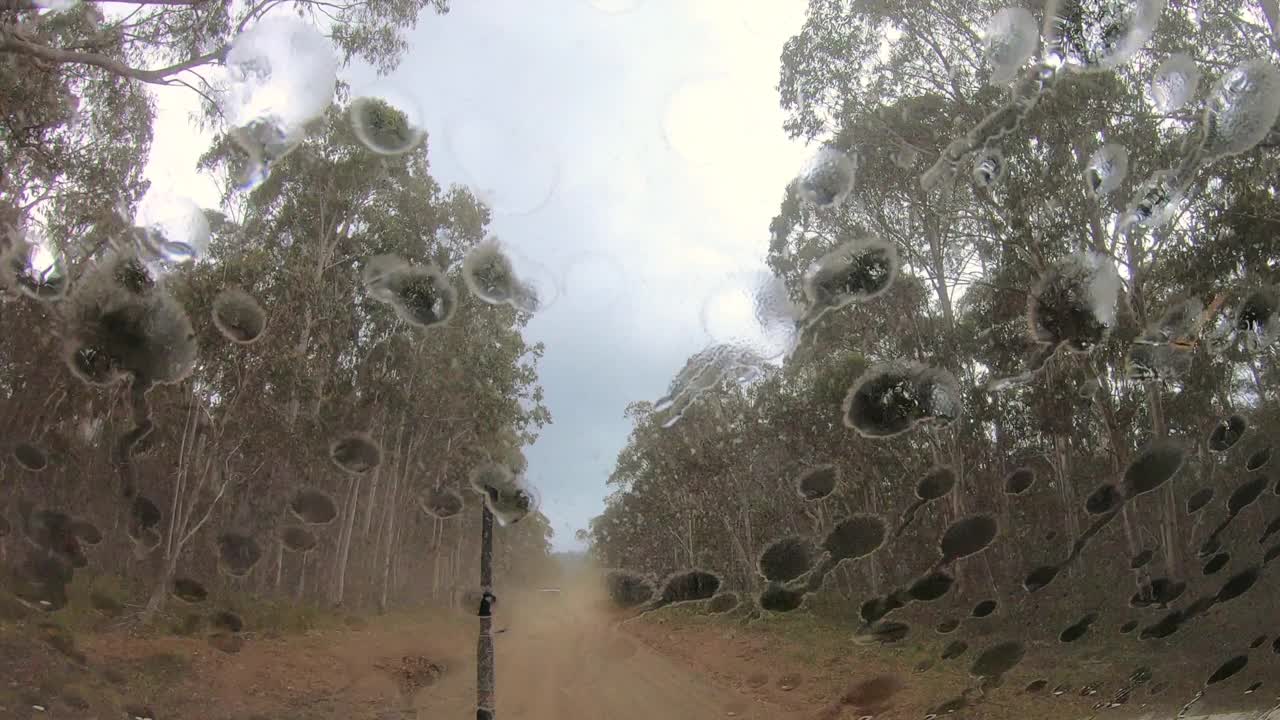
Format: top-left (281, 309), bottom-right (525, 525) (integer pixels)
top-left (145, 0), bottom-right (810, 551)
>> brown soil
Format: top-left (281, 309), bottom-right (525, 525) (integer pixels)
top-left (0, 589), bottom-right (803, 720)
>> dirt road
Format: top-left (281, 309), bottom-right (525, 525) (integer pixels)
top-left (1, 589), bottom-right (802, 720)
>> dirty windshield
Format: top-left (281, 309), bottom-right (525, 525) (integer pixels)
top-left (3, 0), bottom-right (1280, 718)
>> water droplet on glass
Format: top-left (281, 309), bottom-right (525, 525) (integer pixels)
top-left (1122, 439), bottom-right (1184, 498)
top-left (939, 514), bottom-right (999, 562)
top-left (469, 462), bottom-right (537, 526)
top-left (349, 88), bottom-right (425, 156)
top-left (654, 344), bottom-right (768, 426)
top-left (171, 577), bottom-right (208, 603)
top-left (984, 8), bottom-right (1039, 85)
top-left (212, 287), bottom-right (267, 344)
top-left (330, 433), bottom-right (382, 475)
top-left (222, 18), bottom-right (337, 177)
top-left (1003, 467), bottom-right (1035, 495)
top-left (604, 569), bottom-right (654, 608)
top-left (418, 487), bottom-right (464, 519)
top-left (133, 189), bottom-right (210, 264)
top-left (362, 255), bottom-right (457, 329)
top-left (802, 235), bottom-right (899, 325)
top-left (796, 146), bottom-right (857, 208)
top-left (463, 239), bottom-right (545, 312)
top-left (1235, 286), bottom-right (1280, 352)
top-left (281, 525), bottom-right (317, 553)
top-left (1207, 655), bottom-right (1248, 685)
top-left (701, 272), bottom-right (798, 364)
top-left (1148, 53), bottom-right (1200, 113)
top-left (2, 233), bottom-right (66, 301)
top-left (1084, 143), bottom-right (1128, 196)
top-left (13, 442), bottom-right (48, 471)
top-left (1028, 251), bottom-right (1119, 353)
top-left (289, 488), bottom-right (338, 525)
top-left (216, 532), bottom-right (262, 577)
top-left (842, 362), bottom-right (961, 438)
top-left (659, 569), bottom-right (720, 604)
top-left (758, 536), bottom-right (816, 583)
top-left (1042, 0), bottom-right (1165, 73)
top-left (796, 465), bottom-right (838, 501)
top-left (972, 148), bottom-right (1004, 188)
top-left (1201, 60), bottom-right (1280, 160)
top-left (1208, 414), bottom-right (1247, 452)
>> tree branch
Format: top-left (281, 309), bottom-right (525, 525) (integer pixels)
top-left (0, 27), bottom-right (226, 84)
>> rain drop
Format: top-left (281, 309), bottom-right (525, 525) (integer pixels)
top-left (1084, 483), bottom-right (1122, 515)
top-left (362, 256), bottom-right (457, 329)
top-left (970, 641), bottom-right (1025, 678)
top-left (1148, 53), bottom-right (1200, 113)
top-left (1187, 487), bottom-right (1215, 514)
top-left (1042, 0), bottom-right (1165, 72)
top-left (349, 90), bottom-right (425, 156)
top-left (937, 618), bottom-right (960, 634)
top-left (843, 362), bottom-right (961, 439)
top-left (1235, 286), bottom-right (1280, 352)
top-left (939, 514), bottom-right (999, 562)
top-left (211, 288), bottom-right (267, 345)
top-left (796, 465), bottom-right (838, 501)
top-left (1203, 552), bottom-right (1230, 575)
top-left (1247, 446), bottom-right (1272, 471)
top-left (759, 584), bottom-right (806, 613)
top-left (972, 148), bottom-right (1004, 188)
top-left (1209, 414), bottom-right (1247, 452)
top-left (1003, 467), bottom-right (1035, 495)
top-left (217, 532), bottom-right (263, 577)
top-left (797, 146), bottom-right (856, 208)
top-left (1084, 144), bottom-right (1128, 196)
top-left (222, 18), bottom-right (337, 180)
top-left (1122, 439), bottom-right (1185, 498)
top-left (1125, 170), bottom-right (1184, 228)
top-left (1206, 655), bottom-right (1248, 685)
top-left (823, 515), bottom-right (887, 561)
top-left (1028, 252), bottom-right (1119, 353)
top-left (983, 8), bottom-right (1038, 85)
top-left (418, 487), bottom-right (465, 520)
top-left (133, 189), bottom-right (210, 264)
top-left (281, 525), bottom-right (317, 553)
top-left (604, 569), bottom-right (653, 608)
top-left (171, 577), bottom-right (208, 603)
top-left (802, 234), bottom-right (899, 321)
top-left (659, 570), bottom-right (720, 604)
top-left (211, 610), bottom-right (244, 634)
top-left (1201, 60), bottom-right (1280, 160)
top-left (462, 240), bottom-right (542, 312)
top-left (1059, 612), bottom-right (1098, 642)
top-left (759, 536), bottom-right (817, 583)
top-left (972, 599), bottom-right (998, 617)
top-left (469, 462), bottom-right (537, 526)
top-left (13, 443), bottom-right (47, 471)
top-left (1, 235), bottom-right (66, 301)
top-left (289, 488), bottom-right (338, 525)
top-left (907, 572), bottom-right (955, 602)
top-left (330, 433), bottom-right (382, 475)
top-left (707, 593), bottom-right (739, 614)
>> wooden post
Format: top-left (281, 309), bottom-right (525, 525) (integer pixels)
top-left (476, 505), bottom-right (495, 720)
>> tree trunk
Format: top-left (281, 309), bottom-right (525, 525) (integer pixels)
top-left (333, 474), bottom-right (361, 605)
